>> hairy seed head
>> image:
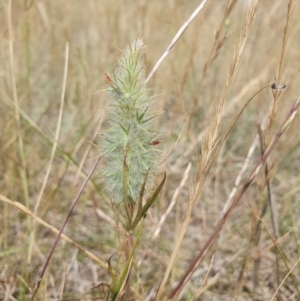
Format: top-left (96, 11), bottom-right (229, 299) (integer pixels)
top-left (101, 39), bottom-right (159, 203)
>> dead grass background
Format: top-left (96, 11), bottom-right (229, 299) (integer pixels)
top-left (1, 0), bottom-right (300, 300)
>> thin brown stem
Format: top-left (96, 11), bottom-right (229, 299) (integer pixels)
top-left (30, 157), bottom-right (101, 301)
top-left (168, 97), bottom-right (300, 299)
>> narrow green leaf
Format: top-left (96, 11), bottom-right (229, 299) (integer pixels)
top-left (141, 172), bottom-right (166, 217)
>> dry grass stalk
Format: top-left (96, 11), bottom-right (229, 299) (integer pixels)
top-left (1, 1), bottom-right (300, 300)
top-left (168, 96), bottom-right (300, 300)
top-left (145, 0), bottom-right (210, 84)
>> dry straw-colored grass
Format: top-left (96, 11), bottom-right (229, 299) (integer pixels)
top-left (1, 0), bottom-right (300, 300)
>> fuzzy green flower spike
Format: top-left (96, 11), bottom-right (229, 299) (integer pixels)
top-left (101, 39), bottom-right (160, 205)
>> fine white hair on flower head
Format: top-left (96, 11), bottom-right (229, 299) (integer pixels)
top-left (101, 39), bottom-right (159, 204)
